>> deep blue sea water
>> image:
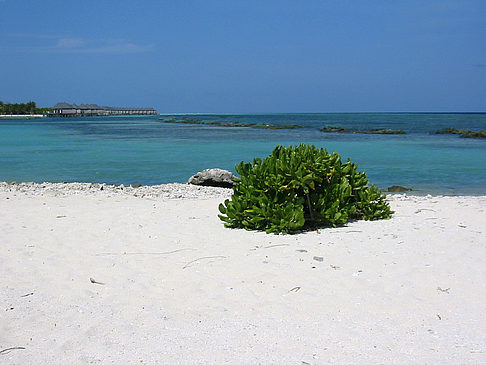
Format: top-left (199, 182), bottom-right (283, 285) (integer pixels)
top-left (1, 113), bottom-right (485, 195)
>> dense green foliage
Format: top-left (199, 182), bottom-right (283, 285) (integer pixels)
top-left (0, 101), bottom-right (51, 115)
top-left (219, 144), bottom-right (393, 234)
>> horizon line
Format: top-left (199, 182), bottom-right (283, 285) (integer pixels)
top-left (156, 111), bottom-right (486, 115)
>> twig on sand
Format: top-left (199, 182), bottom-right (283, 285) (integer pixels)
top-left (437, 287), bottom-right (450, 294)
top-left (264, 244), bottom-right (290, 249)
top-left (94, 248), bottom-right (195, 256)
top-left (330, 230), bottom-right (362, 234)
top-left (329, 230), bottom-right (363, 234)
top-left (0, 347), bottom-right (26, 355)
top-left (288, 286), bottom-right (301, 292)
top-left (90, 278), bottom-right (105, 285)
top-left (183, 256), bottom-right (227, 269)
top-left (20, 292), bottom-right (34, 297)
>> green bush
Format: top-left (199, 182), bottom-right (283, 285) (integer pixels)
top-left (218, 144), bottom-right (393, 234)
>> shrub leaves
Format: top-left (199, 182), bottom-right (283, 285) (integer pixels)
top-left (218, 144), bottom-right (393, 234)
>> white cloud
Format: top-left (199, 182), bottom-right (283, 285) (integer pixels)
top-left (56, 38), bottom-right (85, 49)
top-left (6, 33), bottom-right (154, 54)
top-left (63, 41), bottom-right (154, 54)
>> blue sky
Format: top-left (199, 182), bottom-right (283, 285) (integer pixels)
top-left (1, 0), bottom-right (485, 112)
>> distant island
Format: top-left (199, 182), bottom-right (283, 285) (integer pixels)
top-left (0, 101), bottom-right (51, 117)
top-left (0, 100), bottom-right (158, 118)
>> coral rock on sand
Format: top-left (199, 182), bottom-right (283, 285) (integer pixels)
top-left (188, 168), bottom-right (237, 188)
top-left (0, 181), bottom-right (232, 199)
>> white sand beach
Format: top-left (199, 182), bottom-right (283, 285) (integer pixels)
top-left (0, 115), bottom-right (45, 119)
top-left (1, 183), bottom-right (485, 364)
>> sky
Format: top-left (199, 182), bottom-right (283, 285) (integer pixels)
top-left (1, 0), bottom-right (485, 113)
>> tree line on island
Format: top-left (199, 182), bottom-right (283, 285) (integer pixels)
top-left (0, 101), bottom-right (52, 115)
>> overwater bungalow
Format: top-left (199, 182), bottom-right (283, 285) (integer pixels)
top-left (51, 102), bottom-right (158, 117)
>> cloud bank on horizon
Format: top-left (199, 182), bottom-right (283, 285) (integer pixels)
top-left (0, 0), bottom-right (485, 112)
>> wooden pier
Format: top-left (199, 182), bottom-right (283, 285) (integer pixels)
top-left (51, 103), bottom-right (158, 117)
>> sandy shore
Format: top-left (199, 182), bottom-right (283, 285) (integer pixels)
top-left (0, 115), bottom-right (45, 119)
top-left (1, 183), bottom-right (485, 364)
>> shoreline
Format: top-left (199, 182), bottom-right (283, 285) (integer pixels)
top-left (0, 181), bottom-right (233, 199)
top-left (1, 181), bottom-right (485, 198)
top-left (0, 114), bottom-right (45, 119)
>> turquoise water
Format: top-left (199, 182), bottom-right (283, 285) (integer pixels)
top-left (1, 113), bottom-right (485, 195)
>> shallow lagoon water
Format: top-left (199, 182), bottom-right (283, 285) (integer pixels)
top-left (1, 113), bottom-right (485, 194)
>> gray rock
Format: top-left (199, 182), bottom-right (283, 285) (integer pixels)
top-left (387, 185), bottom-right (412, 192)
top-left (188, 168), bottom-right (237, 188)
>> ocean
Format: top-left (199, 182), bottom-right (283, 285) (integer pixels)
top-left (1, 113), bottom-right (485, 195)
